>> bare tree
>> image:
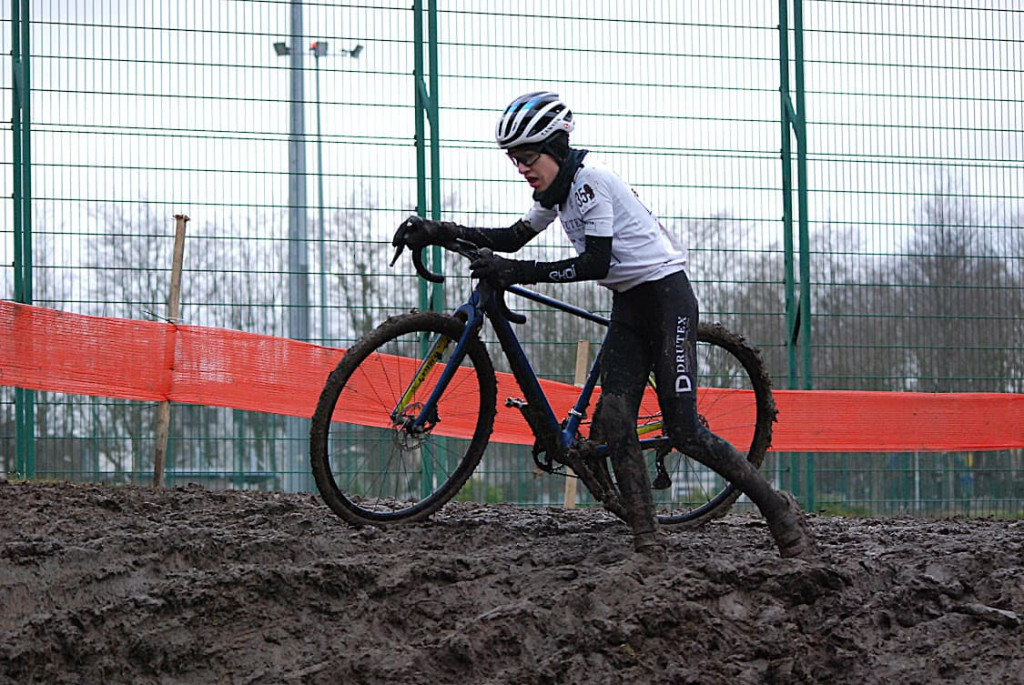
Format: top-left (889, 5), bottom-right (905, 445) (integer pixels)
top-left (72, 204), bottom-right (296, 483)
top-left (897, 179), bottom-right (1020, 393)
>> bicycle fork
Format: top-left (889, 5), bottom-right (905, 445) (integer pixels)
top-left (390, 312), bottom-right (482, 434)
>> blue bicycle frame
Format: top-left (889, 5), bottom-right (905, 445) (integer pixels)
top-left (406, 279), bottom-right (673, 462)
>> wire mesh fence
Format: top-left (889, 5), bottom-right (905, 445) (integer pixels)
top-left (2, 1), bottom-right (1022, 516)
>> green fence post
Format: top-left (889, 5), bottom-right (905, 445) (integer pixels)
top-left (793, 0), bottom-right (814, 512)
top-left (414, 0), bottom-right (428, 315)
top-left (778, 0), bottom-right (797, 499)
top-left (779, 0), bottom-right (813, 510)
top-left (413, 0), bottom-right (444, 314)
top-left (413, 0), bottom-right (444, 498)
top-left (12, 0), bottom-right (36, 479)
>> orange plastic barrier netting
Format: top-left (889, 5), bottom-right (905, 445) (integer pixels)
top-left (3, 301), bottom-right (1022, 452)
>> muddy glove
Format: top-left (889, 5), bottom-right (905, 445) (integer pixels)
top-left (392, 215), bottom-right (462, 250)
top-left (469, 249), bottom-right (539, 289)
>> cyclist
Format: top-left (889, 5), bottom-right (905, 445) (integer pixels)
top-left (392, 91), bottom-right (814, 560)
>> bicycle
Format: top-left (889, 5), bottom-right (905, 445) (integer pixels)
top-left (310, 239), bottom-right (777, 529)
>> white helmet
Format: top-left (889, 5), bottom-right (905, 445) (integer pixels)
top-left (495, 91), bottom-right (574, 150)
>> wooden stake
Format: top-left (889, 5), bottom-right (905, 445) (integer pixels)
top-left (564, 339), bottom-right (590, 508)
top-left (153, 214), bottom-right (189, 487)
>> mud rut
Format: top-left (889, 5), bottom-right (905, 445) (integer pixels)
top-left (1, 481), bottom-right (1021, 684)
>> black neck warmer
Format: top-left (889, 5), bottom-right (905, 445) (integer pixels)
top-left (534, 147), bottom-right (589, 209)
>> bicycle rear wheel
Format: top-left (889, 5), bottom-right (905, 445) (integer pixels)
top-left (310, 311), bottom-right (497, 526)
top-left (652, 322), bottom-right (776, 528)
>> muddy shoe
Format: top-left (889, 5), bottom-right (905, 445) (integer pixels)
top-left (768, 491), bottom-right (816, 559)
top-left (634, 532), bottom-right (668, 563)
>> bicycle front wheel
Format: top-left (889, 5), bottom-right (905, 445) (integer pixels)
top-left (310, 311), bottom-right (497, 526)
top-left (653, 322), bottom-right (777, 528)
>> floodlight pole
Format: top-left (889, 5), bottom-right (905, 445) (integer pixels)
top-left (273, 25), bottom-right (363, 490)
top-left (310, 40), bottom-right (362, 347)
top-left (312, 41), bottom-right (327, 346)
top-left (286, 5), bottom-right (310, 348)
top-left (275, 1), bottom-right (311, 493)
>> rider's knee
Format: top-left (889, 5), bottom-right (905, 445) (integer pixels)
top-left (592, 393), bottom-right (635, 441)
top-left (669, 419), bottom-right (747, 469)
top-left (595, 392), bottom-right (632, 429)
top-left (667, 416), bottom-right (716, 458)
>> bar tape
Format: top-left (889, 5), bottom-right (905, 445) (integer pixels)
top-left (3, 301), bottom-right (1021, 452)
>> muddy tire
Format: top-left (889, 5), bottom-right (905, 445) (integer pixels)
top-left (310, 311), bottom-right (497, 525)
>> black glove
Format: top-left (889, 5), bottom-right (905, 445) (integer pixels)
top-left (469, 249), bottom-right (538, 289)
top-left (392, 215), bottom-right (462, 250)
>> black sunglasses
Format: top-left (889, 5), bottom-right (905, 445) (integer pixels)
top-left (507, 149), bottom-right (543, 167)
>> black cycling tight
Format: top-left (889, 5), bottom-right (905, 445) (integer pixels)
top-left (594, 269), bottom-right (784, 518)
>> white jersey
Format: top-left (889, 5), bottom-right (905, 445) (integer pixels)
top-left (520, 157), bottom-right (687, 293)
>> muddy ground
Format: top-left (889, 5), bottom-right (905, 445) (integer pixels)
top-left (0, 480), bottom-right (1021, 685)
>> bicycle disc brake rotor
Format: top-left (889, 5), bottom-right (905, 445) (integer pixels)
top-left (391, 402), bottom-right (437, 449)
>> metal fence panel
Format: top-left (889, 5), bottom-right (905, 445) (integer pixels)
top-left (2, 1), bottom-right (1021, 516)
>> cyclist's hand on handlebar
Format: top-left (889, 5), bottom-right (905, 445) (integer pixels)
top-left (469, 249), bottom-right (537, 289)
top-left (392, 215), bottom-right (462, 250)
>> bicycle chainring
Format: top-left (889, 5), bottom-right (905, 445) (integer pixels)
top-left (531, 443), bottom-right (559, 474)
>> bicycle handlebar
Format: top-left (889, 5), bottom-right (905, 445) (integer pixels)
top-left (390, 239), bottom-right (528, 324)
top-left (411, 245), bottom-right (445, 284)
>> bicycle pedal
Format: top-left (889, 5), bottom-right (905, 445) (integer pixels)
top-left (505, 397), bottom-right (527, 409)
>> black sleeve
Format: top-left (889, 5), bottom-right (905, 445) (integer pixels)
top-left (519, 234), bottom-right (612, 284)
top-left (459, 219), bottom-right (540, 253)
